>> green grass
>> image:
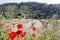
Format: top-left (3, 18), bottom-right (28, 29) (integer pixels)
top-left (0, 26), bottom-right (60, 40)
top-left (0, 19), bottom-right (60, 40)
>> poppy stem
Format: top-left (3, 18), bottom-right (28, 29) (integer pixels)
top-left (17, 36), bottom-right (20, 40)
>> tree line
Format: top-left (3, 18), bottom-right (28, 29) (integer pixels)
top-left (0, 2), bottom-right (60, 19)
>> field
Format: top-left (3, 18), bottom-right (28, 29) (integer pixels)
top-left (0, 19), bottom-right (60, 40)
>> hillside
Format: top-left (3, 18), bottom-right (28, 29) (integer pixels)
top-left (0, 2), bottom-right (60, 19)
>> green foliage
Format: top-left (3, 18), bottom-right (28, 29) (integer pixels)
top-left (0, 2), bottom-right (60, 19)
top-left (0, 25), bottom-right (60, 40)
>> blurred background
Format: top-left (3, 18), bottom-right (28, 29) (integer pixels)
top-left (0, 0), bottom-right (60, 19)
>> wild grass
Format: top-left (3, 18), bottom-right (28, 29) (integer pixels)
top-left (0, 19), bottom-right (60, 40)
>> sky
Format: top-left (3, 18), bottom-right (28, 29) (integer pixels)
top-left (0, 0), bottom-right (60, 4)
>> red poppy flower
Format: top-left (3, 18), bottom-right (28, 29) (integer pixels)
top-left (20, 31), bottom-right (27, 37)
top-left (23, 32), bottom-right (26, 34)
top-left (32, 26), bottom-right (37, 31)
top-left (16, 30), bottom-right (23, 35)
top-left (8, 32), bottom-right (17, 40)
top-left (16, 23), bottom-right (23, 29)
top-left (0, 23), bottom-right (4, 26)
top-left (32, 34), bottom-right (37, 37)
